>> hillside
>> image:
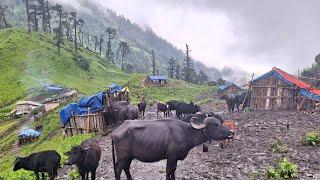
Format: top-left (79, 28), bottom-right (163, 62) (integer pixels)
top-left (1, 0), bottom-right (221, 80)
top-left (0, 28), bottom-right (135, 107)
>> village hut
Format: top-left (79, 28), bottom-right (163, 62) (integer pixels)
top-left (12, 101), bottom-right (44, 116)
top-left (249, 67), bottom-right (320, 110)
top-left (147, 76), bottom-right (167, 85)
top-left (106, 84), bottom-right (130, 105)
top-left (60, 92), bottom-right (106, 136)
top-left (18, 128), bottom-right (41, 145)
top-left (218, 83), bottom-right (242, 99)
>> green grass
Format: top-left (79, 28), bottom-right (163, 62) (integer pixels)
top-left (0, 28), bottom-right (133, 107)
top-left (0, 120), bottom-right (18, 134)
top-left (0, 103), bottom-right (93, 179)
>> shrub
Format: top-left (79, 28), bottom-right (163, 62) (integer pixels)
top-left (266, 158), bottom-right (299, 179)
top-left (75, 55), bottom-right (90, 71)
top-left (303, 131), bottom-right (320, 146)
top-left (68, 168), bottom-right (80, 180)
top-left (269, 138), bottom-right (288, 153)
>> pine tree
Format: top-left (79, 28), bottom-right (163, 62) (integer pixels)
top-left (167, 57), bottom-right (176, 79)
top-left (151, 50), bottom-right (156, 75)
top-left (182, 44), bottom-right (195, 83)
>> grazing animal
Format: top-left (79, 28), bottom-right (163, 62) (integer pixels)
top-left (175, 102), bottom-right (201, 118)
top-left (127, 105), bottom-right (139, 120)
top-left (221, 120), bottom-right (236, 148)
top-left (110, 101), bottom-right (130, 110)
top-left (234, 91), bottom-right (251, 112)
top-left (137, 98), bottom-right (147, 117)
top-left (157, 103), bottom-right (169, 118)
top-left (111, 117), bottom-right (232, 180)
top-left (65, 139), bottom-right (101, 180)
top-left (103, 106), bottom-right (117, 126)
top-left (166, 100), bottom-right (180, 116)
top-left (13, 150), bottom-right (61, 180)
top-left (225, 94), bottom-right (236, 112)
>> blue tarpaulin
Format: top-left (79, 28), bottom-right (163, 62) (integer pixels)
top-left (218, 83), bottom-right (242, 91)
top-left (148, 76), bottom-right (167, 81)
top-left (108, 84), bottom-right (123, 94)
top-left (59, 92), bottom-right (105, 125)
top-left (19, 129), bottom-right (41, 138)
top-left (300, 89), bottom-right (320, 101)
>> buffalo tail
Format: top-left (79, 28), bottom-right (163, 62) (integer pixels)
top-left (112, 138), bottom-right (116, 179)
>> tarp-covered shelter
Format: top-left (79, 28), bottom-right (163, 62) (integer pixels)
top-left (250, 67), bottom-right (320, 110)
top-left (19, 128), bottom-right (41, 138)
top-left (59, 92), bottom-right (105, 125)
top-left (147, 76), bottom-right (167, 85)
top-left (218, 83), bottom-right (242, 99)
top-left (106, 84), bottom-right (130, 105)
top-left (18, 128), bottom-right (41, 145)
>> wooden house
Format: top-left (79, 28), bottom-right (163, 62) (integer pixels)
top-left (12, 101), bottom-right (44, 116)
top-left (249, 67), bottom-right (320, 110)
top-left (218, 83), bottom-right (242, 99)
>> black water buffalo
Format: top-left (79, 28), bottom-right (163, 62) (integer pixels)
top-left (137, 98), bottom-right (147, 117)
top-left (175, 102), bottom-right (201, 118)
top-left (103, 106), bottom-right (117, 126)
top-left (127, 105), bottom-right (139, 120)
top-left (13, 150), bottom-right (61, 180)
top-left (157, 103), bottom-right (169, 118)
top-left (225, 94), bottom-right (236, 112)
top-left (110, 101), bottom-right (130, 109)
top-left (65, 139), bottom-right (101, 180)
top-left (166, 100), bottom-right (180, 115)
top-left (234, 91), bottom-right (251, 112)
top-left (111, 117), bottom-right (232, 180)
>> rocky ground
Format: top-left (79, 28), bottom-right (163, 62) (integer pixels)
top-left (57, 99), bottom-right (320, 180)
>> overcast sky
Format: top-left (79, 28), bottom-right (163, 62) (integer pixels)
top-left (54, 0), bottom-right (320, 75)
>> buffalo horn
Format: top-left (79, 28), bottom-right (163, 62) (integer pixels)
top-left (190, 117), bottom-right (206, 129)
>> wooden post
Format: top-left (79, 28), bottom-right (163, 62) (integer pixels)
top-left (242, 73), bottom-right (254, 109)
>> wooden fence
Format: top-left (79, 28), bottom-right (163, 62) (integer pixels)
top-left (63, 112), bottom-right (106, 136)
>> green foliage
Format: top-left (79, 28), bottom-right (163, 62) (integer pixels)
top-left (266, 158), bottom-right (299, 179)
top-left (269, 138), bottom-right (288, 153)
top-left (68, 168), bottom-right (80, 180)
top-left (303, 131), bottom-right (320, 146)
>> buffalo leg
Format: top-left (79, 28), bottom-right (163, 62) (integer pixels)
top-left (166, 157), bottom-right (177, 180)
top-left (123, 157), bottom-right (133, 180)
top-left (115, 158), bottom-right (130, 180)
top-left (91, 171), bottom-right (96, 180)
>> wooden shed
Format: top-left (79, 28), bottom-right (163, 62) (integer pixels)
top-left (218, 83), bottom-right (242, 99)
top-left (250, 67), bottom-right (320, 110)
top-left (63, 111), bottom-right (106, 136)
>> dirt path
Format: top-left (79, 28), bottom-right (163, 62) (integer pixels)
top-left (57, 99), bottom-right (320, 180)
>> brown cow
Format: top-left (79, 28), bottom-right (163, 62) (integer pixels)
top-left (221, 120), bottom-right (236, 148)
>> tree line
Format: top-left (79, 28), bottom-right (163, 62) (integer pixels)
top-left (3, 0), bottom-right (210, 84)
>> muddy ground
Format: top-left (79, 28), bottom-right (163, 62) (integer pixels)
top-left (57, 99), bottom-right (320, 180)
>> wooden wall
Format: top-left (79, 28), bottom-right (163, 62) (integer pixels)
top-left (219, 85), bottom-right (241, 99)
top-left (63, 112), bottom-right (106, 136)
top-left (250, 75), bottom-right (295, 110)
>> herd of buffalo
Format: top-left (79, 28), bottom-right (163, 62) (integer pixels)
top-left (12, 97), bottom-right (242, 180)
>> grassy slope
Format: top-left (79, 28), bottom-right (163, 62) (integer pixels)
top-left (0, 29), bottom-right (217, 179)
top-left (0, 28), bottom-right (132, 107)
